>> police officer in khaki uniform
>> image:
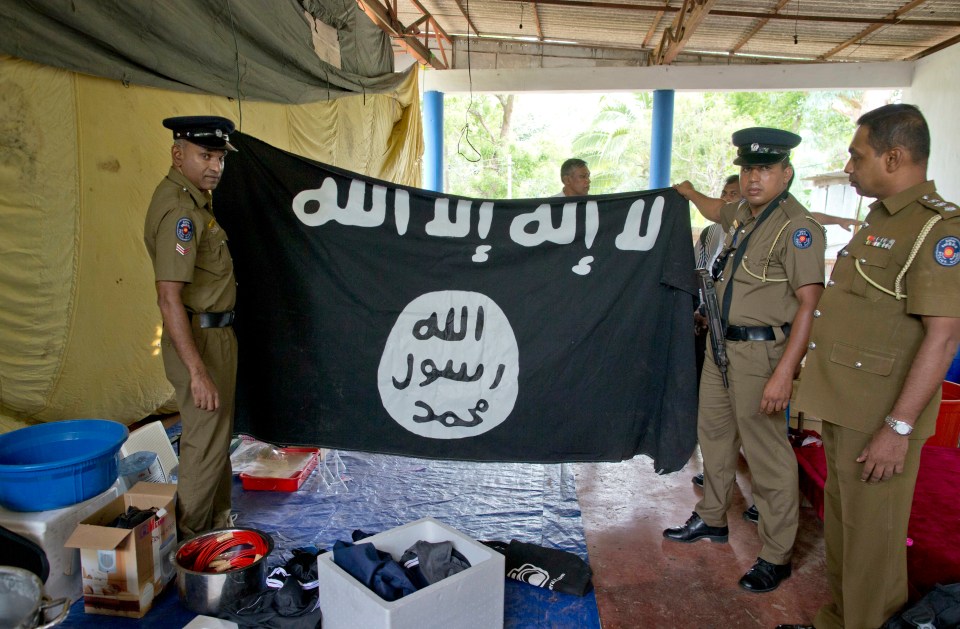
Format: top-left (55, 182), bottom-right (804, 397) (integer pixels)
top-left (666, 128), bottom-right (825, 593)
top-left (144, 116), bottom-right (238, 540)
top-left (778, 105), bottom-right (960, 629)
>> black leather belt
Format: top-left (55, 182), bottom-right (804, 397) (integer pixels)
top-left (725, 323), bottom-right (791, 342)
top-left (192, 311), bottom-right (235, 329)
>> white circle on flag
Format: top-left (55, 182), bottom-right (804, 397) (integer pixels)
top-left (377, 290), bottom-right (519, 439)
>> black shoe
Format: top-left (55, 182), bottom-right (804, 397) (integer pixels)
top-left (743, 505), bottom-right (759, 523)
top-left (663, 512), bottom-right (728, 543)
top-left (739, 558), bottom-right (792, 592)
top-left (775, 625), bottom-right (814, 629)
top-left (692, 473), bottom-right (704, 487)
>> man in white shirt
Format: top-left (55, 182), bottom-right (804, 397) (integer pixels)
top-left (555, 158), bottom-right (591, 197)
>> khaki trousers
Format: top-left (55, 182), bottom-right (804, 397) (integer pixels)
top-left (814, 422), bottom-right (923, 629)
top-left (162, 322), bottom-right (237, 539)
top-left (696, 339), bottom-right (799, 565)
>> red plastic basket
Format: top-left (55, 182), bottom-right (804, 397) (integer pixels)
top-left (239, 447), bottom-right (320, 491)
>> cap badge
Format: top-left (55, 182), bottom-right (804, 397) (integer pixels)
top-left (751, 143), bottom-right (760, 152)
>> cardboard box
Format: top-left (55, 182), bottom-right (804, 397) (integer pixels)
top-left (317, 517), bottom-right (505, 629)
top-left (0, 480), bottom-right (122, 603)
top-left (65, 482), bottom-right (177, 618)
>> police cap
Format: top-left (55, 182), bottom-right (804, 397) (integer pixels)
top-left (732, 127), bottom-right (800, 166)
top-left (162, 115), bottom-right (237, 152)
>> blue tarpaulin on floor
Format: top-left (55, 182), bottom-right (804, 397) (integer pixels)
top-left (58, 448), bottom-right (600, 628)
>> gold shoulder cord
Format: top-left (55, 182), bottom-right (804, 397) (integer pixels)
top-left (740, 221), bottom-right (793, 283)
top-left (854, 214), bottom-right (943, 300)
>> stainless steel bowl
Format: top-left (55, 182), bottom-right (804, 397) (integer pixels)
top-left (174, 528), bottom-right (274, 616)
top-left (0, 566), bottom-right (69, 629)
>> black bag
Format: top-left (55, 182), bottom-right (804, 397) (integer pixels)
top-left (0, 524), bottom-right (49, 583)
top-left (882, 583), bottom-right (960, 629)
top-left (484, 540), bottom-right (593, 596)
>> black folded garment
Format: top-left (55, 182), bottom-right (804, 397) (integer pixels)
top-left (484, 540), bottom-right (593, 596)
top-left (109, 506), bottom-right (158, 529)
top-left (221, 547), bottom-right (325, 629)
top-left (400, 540), bottom-right (471, 589)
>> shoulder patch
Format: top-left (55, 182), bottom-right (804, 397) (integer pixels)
top-left (792, 227), bottom-right (813, 249)
top-left (176, 217), bottom-right (194, 242)
top-left (934, 236), bottom-right (959, 267)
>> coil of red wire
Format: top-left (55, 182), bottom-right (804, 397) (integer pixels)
top-left (177, 529), bottom-right (271, 573)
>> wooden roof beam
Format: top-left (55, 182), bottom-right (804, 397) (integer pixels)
top-left (532, 1), bottom-right (544, 41)
top-left (906, 30), bottom-right (960, 60)
top-left (409, 0), bottom-right (453, 43)
top-left (729, 0), bottom-right (791, 55)
top-left (452, 0), bottom-right (482, 36)
top-left (820, 0), bottom-right (931, 60)
top-left (642, 1), bottom-right (669, 49)
top-left (650, 0), bottom-right (719, 66)
top-left (500, 0), bottom-right (960, 27)
top-left (358, 0), bottom-right (446, 68)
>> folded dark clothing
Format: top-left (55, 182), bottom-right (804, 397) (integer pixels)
top-left (222, 547), bottom-right (325, 629)
top-left (352, 529), bottom-right (376, 542)
top-left (400, 540), bottom-right (471, 588)
top-left (109, 506), bottom-right (157, 529)
top-left (333, 540), bottom-right (418, 602)
top-left (221, 589), bottom-right (322, 629)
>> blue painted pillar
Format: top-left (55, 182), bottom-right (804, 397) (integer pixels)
top-left (423, 90), bottom-right (444, 192)
top-left (649, 89), bottom-right (675, 189)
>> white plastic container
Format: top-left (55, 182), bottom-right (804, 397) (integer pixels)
top-left (317, 517), bottom-right (504, 629)
top-left (0, 480), bottom-right (122, 603)
top-left (118, 451), bottom-right (164, 490)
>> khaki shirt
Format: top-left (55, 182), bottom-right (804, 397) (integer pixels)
top-left (143, 168), bottom-right (236, 313)
top-left (795, 180), bottom-right (960, 438)
top-left (716, 194), bottom-right (825, 331)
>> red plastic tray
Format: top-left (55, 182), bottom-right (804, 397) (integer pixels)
top-left (239, 447), bottom-right (320, 491)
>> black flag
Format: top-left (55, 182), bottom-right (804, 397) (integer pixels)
top-left (216, 133), bottom-right (698, 472)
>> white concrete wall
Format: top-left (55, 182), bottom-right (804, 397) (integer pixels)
top-left (906, 45), bottom-right (960, 202)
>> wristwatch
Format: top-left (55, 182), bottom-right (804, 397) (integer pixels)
top-left (884, 416), bottom-right (914, 436)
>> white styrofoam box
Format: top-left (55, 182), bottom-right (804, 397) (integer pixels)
top-left (0, 480), bottom-right (122, 603)
top-left (317, 517), bottom-right (505, 629)
top-left (182, 615), bottom-right (239, 629)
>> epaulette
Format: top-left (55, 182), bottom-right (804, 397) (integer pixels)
top-left (779, 195), bottom-right (808, 220)
top-left (804, 214), bottom-right (827, 235)
top-left (919, 193), bottom-right (960, 219)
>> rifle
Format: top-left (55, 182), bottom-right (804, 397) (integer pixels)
top-left (697, 269), bottom-right (729, 388)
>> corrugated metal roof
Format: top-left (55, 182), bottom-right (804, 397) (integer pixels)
top-left (375, 0), bottom-right (960, 69)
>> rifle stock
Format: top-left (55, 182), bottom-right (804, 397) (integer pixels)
top-left (697, 269), bottom-right (729, 388)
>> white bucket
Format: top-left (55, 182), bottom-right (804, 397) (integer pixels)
top-left (118, 451), bottom-right (165, 489)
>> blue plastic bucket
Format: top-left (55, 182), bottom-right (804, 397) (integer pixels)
top-left (0, 419), bottom-right (128, 512)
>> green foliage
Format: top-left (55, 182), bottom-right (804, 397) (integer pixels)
top-left (438, 89), bottom-right (876, 215)
top-left (443, 93), bottom-right (571, 199)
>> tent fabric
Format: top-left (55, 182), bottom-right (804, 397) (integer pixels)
top-left (0, 54), bottom-right (422, 429)
top-left (0, 0), bottom-right (411, 104)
